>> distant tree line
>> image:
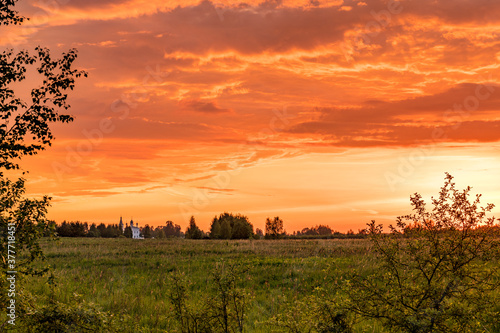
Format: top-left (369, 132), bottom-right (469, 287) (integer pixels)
top-left (289, 225), bottom-right (367, 239)
top-left (55, 221), bottom-right (184, 238)
top-left (53, 214), bottom-right (367, 240)
top-left (185, 214), bottom-right (367, 240)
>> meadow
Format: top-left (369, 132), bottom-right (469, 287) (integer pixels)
top-left (22, 236), bottom-right (500, 332)
top-left (24, 237), bottom-right (378, 332)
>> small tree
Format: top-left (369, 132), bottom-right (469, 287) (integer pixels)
top-left (168, 262), bottom-right (249, 333)
top-left (265, 216), bottom-right (284, 239)
top-left (205, 262), bottom-right (248, 333)
top-left (185, 216), bottom-right (203, 239)
top-left (142, 224), bottom-right (152, 239)
top-left (88, 223), bottom-right (100, 237)
top-left (123, 226), bottom-right (132, 238)
top-left (210, 219), bottom-right (222, 239)
top-left (167, 272), bottom-right (209, 333)
top-left (165, 220), bottom-right (182, 238)
top-left (349, 173), bottom-right (500, 332)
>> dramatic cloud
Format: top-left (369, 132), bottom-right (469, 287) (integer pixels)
top-left (6, 0), bottom-right (500, 230)
top-left (289, 83), bottom-right (500, 146)
top-left (179, 99), bottom-right (233, 113)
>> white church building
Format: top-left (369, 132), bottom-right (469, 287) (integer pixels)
top-left (119, 217), bottom-right (144, 239)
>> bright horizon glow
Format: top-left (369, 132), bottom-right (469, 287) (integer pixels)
top-left (5, 0), bottom-right (500, 233)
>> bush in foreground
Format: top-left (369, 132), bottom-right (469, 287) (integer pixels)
top-left (348, 173), bottom-right (500, 332)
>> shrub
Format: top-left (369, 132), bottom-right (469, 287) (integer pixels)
top-left (348, 173), bottom-right (500, 332)
top-left (269, 289), bottom-right (352, 333)
top-left (167, 262), bottom-right (249, 333)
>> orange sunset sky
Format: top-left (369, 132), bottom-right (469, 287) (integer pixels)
top-left (3, 0), bottom-right (500, 232)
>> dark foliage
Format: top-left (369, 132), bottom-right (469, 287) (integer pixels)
top-left (209, 212), bottom-right (254, 240)
top-left (186, 216), bottom-right (204, 239)
top-left (348, 173), bottom-right (500, 332)
top-left (265, 216), bottom-right (284, 239)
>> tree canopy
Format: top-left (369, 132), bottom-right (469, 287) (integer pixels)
top-left (348, 173), bottom-right (500, 332)
top-left (265, 216), bottom-right (284, 239)
top-left (185, 216), bottom-right (203, 239)
top-left (209, 212), bottom-right (254, 239)
top-left (1, 0), bottom-right (88, 329)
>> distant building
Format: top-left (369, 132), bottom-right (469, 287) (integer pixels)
top-left (120, 216), bottom-right (143, 239)
top-left (130, 219), bottom-right (143, 239)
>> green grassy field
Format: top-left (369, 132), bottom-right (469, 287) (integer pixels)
top-left (21, 237), bottom-right (500, 332)
top-left (22, 237), bottom-right (378, 332)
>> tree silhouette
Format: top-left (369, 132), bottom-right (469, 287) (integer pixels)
top-left (88, 223), bottom-right (99, 237)
top-left (349, 173), bottom-right (500, 332)
top-left (123, 226), bottom-right (132, 238)
top-left (265, 216), bottom-right (284, 239)
top-left (209, 213), bottom-right (254, 240)
top-left (210, 219), bottom-right (222, 239)
top-left (142, 224), bottom-right (152, 239)
top-left (164, 220), bottom-right (182, 238)
top-left (1, 0), bottom-right (86, 326)
top-left (185, 216), bottom-right (203, 239)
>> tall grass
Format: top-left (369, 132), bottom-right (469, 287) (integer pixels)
top-left (24, 238), bottom-right (376, 332)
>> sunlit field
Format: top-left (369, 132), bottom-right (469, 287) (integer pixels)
top-left (25, 238), bottom-right (376, 332)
